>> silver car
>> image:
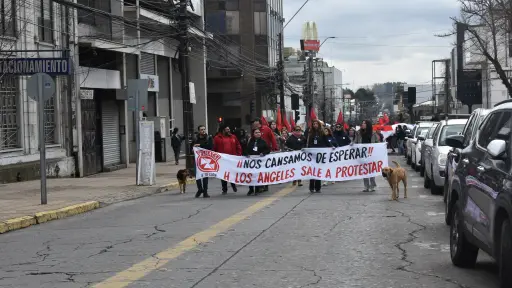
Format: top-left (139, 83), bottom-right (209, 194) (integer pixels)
top-left (424, 119), bottom-right (468, 195)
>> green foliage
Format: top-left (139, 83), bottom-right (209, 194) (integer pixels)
top-left (354, 88), bottom-right (375, 101)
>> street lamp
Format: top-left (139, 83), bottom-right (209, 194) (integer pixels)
top-left (319, 37), bottom-right (336, 49)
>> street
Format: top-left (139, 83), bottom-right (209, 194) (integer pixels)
top-left (0, 155), bottom-right (499, 288)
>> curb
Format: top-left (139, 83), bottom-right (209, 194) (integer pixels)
top-left (156, 178), bottom-right (196, 193)
top-left (0, 201), bottom-right (100, 235)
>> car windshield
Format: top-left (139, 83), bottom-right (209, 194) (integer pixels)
top-left (438, 124), bottom-right (465, 146)
top-left (415, 127), bottom-right (431, 138)
top-left (427, 125), bottom-right (437, 138)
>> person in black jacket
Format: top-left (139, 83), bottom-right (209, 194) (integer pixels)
top-left (306, 119), bottom-right (332, 193)
top-left (285, 125), bottom-right (306, 186)
top-left (333, 124), bottom-right (351, 147)
top-left (245, 128), bottom-right (271, 195)
top-left (193, 125), bottom-right (213, 198)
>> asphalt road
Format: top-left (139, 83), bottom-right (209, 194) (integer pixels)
top-left (0, 155), bottom-right (500, 288)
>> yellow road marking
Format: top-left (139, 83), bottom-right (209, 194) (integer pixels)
top-left (92, 185), bottom-right (297, 288)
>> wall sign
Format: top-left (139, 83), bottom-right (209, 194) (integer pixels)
top-left (139, 74), bottom-right (159, 92)
top-left (0, 58), bottom-right (71, 75)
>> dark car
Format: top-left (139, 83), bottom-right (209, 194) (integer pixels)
top-left (444, 108), bottom-right (490, 210)
top-left (444, 104), bottom-right (512, 288)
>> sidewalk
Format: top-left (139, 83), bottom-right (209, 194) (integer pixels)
top-left (0, 162), bottom-right (189, 223)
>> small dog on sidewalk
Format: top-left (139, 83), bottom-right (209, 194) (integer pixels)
top-left (381, 160), bottom-right (408, 201)
top-left (176, 169), bottom-right (192, 194)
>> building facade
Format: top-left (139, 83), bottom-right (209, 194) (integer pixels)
top-left (0, 0), bottom-right (208, 182)
top-left (0, 0), bottom-right (75, 182)
top-left (204, 0), bottom-right (283, 131)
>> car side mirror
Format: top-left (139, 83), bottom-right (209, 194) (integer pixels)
top-left (445, 134), bottom-right (464, 149)
top-left (487, 139), bottom-right (507, 159)
top-left (417, 135), bottom-right (425, 141)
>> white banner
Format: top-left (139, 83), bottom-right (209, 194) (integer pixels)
top-left (194, 143), bottom-right (388, 186)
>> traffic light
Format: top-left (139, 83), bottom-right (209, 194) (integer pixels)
top-left (249, 100), bottom-right (255, 113)
top-left (294, 110), bottom-right (300, 122)
top-left (291, 94), bottom-right (299, 110)
top-left (217, 117), bottom-right (223, 123)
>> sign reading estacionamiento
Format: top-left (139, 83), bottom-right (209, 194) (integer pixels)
top-left (0, 58), bottom-right (71, 75)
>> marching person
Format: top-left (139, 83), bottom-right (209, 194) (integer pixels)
top-left (354, 120), bottom-right (380, 192)
top-left (213, 124), bottom-right (241, 195)
top-left (333, 124), bottom-right (351, 147)
top-left (285, 125), bottom-right (306, 186)
top-left (252, 118), bottom-right (278, 192)
top-left (193, 125), bottom-right (213, 198)
top-left (323, 127), bottom-right (338, 186)
top-left (245, 128), bottom-right (271, 196)
top-left (306, 119), bottom-right (332, 193)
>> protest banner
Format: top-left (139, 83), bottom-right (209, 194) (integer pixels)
top-left (194, 143), bottom-right (388, 186)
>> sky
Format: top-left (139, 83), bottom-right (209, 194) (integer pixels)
top-left (283, 0), bottom-right (461, 90)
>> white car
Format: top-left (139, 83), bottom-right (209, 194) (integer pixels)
top-left (419, 124), bottom-right (440, 176)
top-left (407, 122), bottom-right (436, 167)
top-left (424, 119), bottom-right (467, 195)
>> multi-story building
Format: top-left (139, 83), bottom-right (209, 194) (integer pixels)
top-left (313, 59), bottom-right (342, 124)
top-left (0, 0), bottom-right (208, 182)
top-left (0, 0), bottom-right (75, 182)
top-left (283, 48), bottom-right (307, 124)
top-left (204, 0), bottom-right (284, 131)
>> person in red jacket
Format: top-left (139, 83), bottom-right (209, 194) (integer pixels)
top-left (252, 118), bottom-right (278, 151)
top-left (213, 124), bottom-right (241, 194)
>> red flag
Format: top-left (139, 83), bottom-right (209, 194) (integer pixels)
top-left (308, 107), bottom-right (317, 128)
top-left (283, 114), bottom-right (291, 131)
top-left (344, 123), bottom-right (349, 130)
top-left (379, 117), bottom-right (385, 125)
top-left (261, 115), bottom-right (269, 127)
top-left (336, 111), bottom-right (344, 124)
top-left (383, 113), bottom-right (389, 125)
top-left (276, 106), bottom-right (283, 131)
top-left (290, 114), bottom-right (296, 128)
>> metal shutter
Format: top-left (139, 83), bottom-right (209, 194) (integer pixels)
top-left (101, 100), bottom-right (121, 166)
top-left (140, 52), bottom-right (155, 75)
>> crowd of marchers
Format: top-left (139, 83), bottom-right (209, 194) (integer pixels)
top-left (171, 118), bottom-right (389, 198)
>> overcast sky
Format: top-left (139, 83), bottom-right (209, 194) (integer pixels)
top-left (283, 0), bottom-right (460, 90)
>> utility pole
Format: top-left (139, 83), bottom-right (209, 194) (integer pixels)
top-left (178, 0), bottom-right (194, 169)
top-left (322, 71), bottom-right (326, 121)
top-left (444, 59), bottom-right (450, 120)
top-left (305, 54), bottom-right (314, 125)
top-left (278, 33), bottom-right (285, 120)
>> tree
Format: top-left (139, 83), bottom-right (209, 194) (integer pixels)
top-left (447, 0), bottom-right (512, 97)
top-left (354, 88), bottom-right (375, 102)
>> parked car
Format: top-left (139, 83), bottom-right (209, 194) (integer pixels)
top-left (444, 109), bottom-right (490, 208)
top-left (424, 119), bottom-right (467, 195)
top-left (419, 123), bottom-right (440, 177)
top-left (444, 103), bottom-right (512, 288)
top-left (407, 122), bottom-right (436, 167)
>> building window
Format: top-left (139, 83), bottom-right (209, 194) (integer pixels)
top-left (0, 0), bottom-right (15, 37)
top-left (77, 0), bottom-right (96, 25)
top-left (225, 0), bottom-right (238, 10)
top-left (225, 11), bottom-right (239, 34)
top-left (0, 76), bottom-right (19, 150)
top-left (254, 12), bottom-right (267, 35)
top-left (38, 0), bottom-right (53, 43)
top-left (44, 93), bottom-right (56, 144)
top-left (254, 0), bottom-right (266, 12)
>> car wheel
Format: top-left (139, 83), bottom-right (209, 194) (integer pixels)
top-left (415, 160), bottom-right (420, 172)
top-left (420, 162), bottom-right (425, 177)
top-left (445, 195), bottom-right (451, 226)
top-left (431, 181), bottom-right (443, 195)
top-left (499, 219), bottom-right (512, 288)
top-left (407, 155), bottom-right (411, 165)
top-left (424, 173), bottom-right (430, 188)
top-left (450, 200), bottom-right (479, 268)
top-left (443, 177), bottom-right (449, 203)
top-left (411, 162), bottom-right (416, 169)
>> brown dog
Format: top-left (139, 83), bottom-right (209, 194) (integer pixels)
top-left (381, 160), bottom-right (408, 201)
top-left (176, 169), bottom-right (191, 194)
